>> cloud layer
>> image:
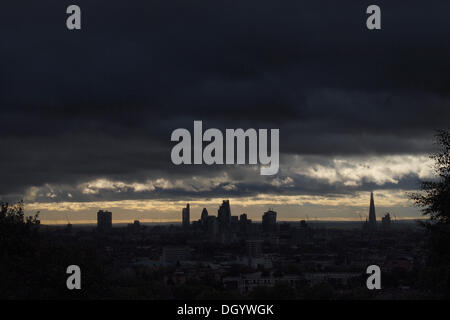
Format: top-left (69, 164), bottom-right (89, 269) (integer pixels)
top-left (1, 1), bottom-right (448, 220)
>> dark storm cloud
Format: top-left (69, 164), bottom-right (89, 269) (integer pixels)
top-left (1, 0), bottom-right (449, 200)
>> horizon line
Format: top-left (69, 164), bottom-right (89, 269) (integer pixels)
top-left (38, 216), bottom-right (426, 225)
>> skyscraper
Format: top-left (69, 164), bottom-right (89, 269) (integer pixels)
top-left (262, 209), bottom-right (277, 233)
top-left (368, 192), bottom-right (377, 229)
top-left (97, 210), bottom-right (112, 231)
top-left (218, 200), bottom-right (231, 232)
top-left (182, 203), bottom-right (190, 229)
top-left (239, 213), bottom-right (252, 234)
top-left (200, 208), bottom-right (209, 226)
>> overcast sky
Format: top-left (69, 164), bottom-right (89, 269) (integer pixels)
top-left (1, 1), bottom-right (449, 223)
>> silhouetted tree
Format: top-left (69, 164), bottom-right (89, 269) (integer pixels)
top-left (411, 129), bottom-right (450, 297)
top-left (411, 129), bottom-right (450, 223)
top-left (0, 200), bottom-right (112, 299)
top-left (0, 200), bottom-right (40, 255)
top-left (0, 200), bottom-right (39, 229)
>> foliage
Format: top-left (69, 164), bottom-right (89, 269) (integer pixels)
top-left (410, 129), bottom-right (450, 298)
top-left (411, 129), bottom-right (450, 223)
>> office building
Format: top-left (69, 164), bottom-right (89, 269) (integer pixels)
top-left (97, 210), bottom-right (112, 231)
top-left (182, 203), bottom-right (190, 229)
top-left (262, 209), bottom-right (277, 233)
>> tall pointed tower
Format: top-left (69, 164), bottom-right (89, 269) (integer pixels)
top-left (368, 192), bottom-right (377, 229)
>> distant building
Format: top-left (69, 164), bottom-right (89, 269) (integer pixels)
top-left (206, 215), bottom-right (218, 236)
top-left (262, 209), bottom-right (277, 233)
top-left (97, 210), bottom-right (112, 231)
top-left (368, 192), bottom-right (377, 230)
top-left (230, 215), bottom-right (239, 232)
top-left (182, 203), bottom-right (190, 229)
top-left (161, 246), bottom-right (190, 264)
top-left (127, 220), bottom-right (141, 233)
top-left (381, 213), bottom-right (391, 229)
top-left (223, 272), bottom-right (300, 294)
top-left (303, 272), bottom-right (360, 286)
top-left (218, 200), bottom-right (231, 232)
top-left (292, 220), bottom-right (313, 244)
top-left (246, 239), bottom-right (263, 258)
top-left (239, 213), bottom-right (252, 234)
top-left (200, 208), bottom-right (209, 226)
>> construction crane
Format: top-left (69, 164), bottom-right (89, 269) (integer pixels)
top-left (357, 212), bottom-right (363, 225)
top-left (64, 211), bottom-right (71, 226)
